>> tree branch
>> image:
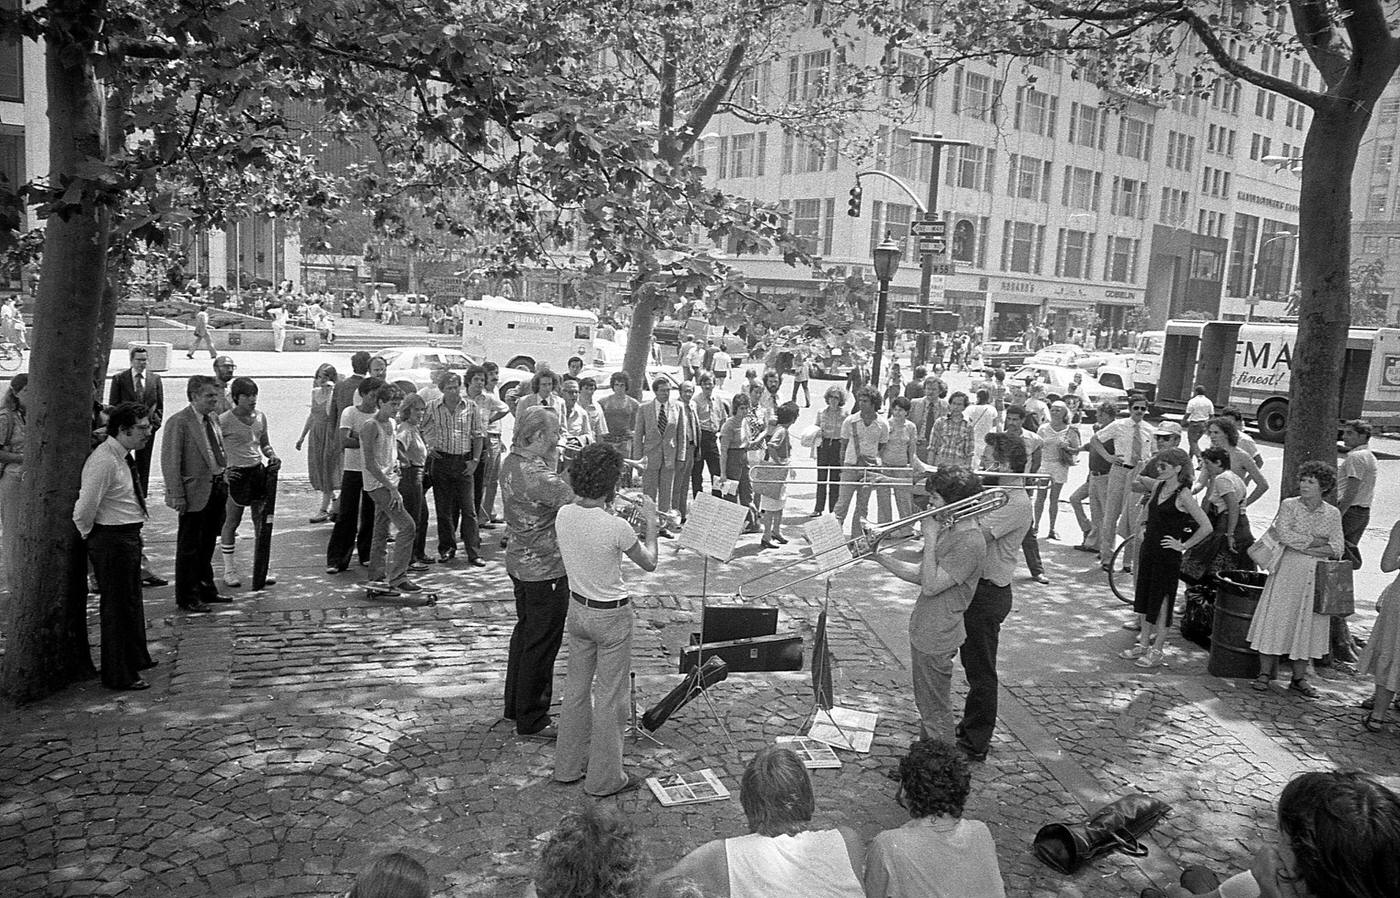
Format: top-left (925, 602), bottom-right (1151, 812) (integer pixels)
top-left (1289, 0), bottom-right (1350, 87)
top-left (1173, 7), bottom-right (1323, 108)
top-left (675, 40), bottom-right (748, 159)
top-left (1336, 0), bottom-right (1397, 70)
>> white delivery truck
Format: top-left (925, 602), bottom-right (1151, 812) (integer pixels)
top-left (461, 295), bottom-right (598, 372)
top-left (1152, 318), bottom-right (1400, 441)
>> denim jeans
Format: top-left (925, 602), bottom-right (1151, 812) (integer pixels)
top-left (555, 601), bottom-right (634, 795)
top-left (365, 485), bottom-right (415, 585)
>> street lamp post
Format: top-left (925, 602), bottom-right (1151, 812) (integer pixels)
top-left (871, 233), bottom-right (902, 388)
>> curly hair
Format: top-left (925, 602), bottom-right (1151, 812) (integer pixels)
top-left (898, 738), bottom-right (972, 819)
top-left (397, 392), bottom-right (427, 422)
top-left (740, 746), bottom-right (814, 836)
top-left (535, 804), bottom-right (647, 898)
top-left (570, 442), bottom-right (625, 500)
top-left (775, 401), bottom-right (800, 427)
top-left (1297, 459), bottom-right (1337, 494)
top-left (854, 385), bottom-right (882, 411)
top-left (925, 465), bottom-right (981, 505)
top-left (1206, 416), bottom-right (1239, 447)
top-left (349, 851), bottom-right (429, 898)
top-left (1277, 770), bottom-right (1400, 898)
top-left (984, 432), bottom-right (1027, 473)
top-left (823, 385), bottom-right (847, 405)
top-left (1200, 446), bottom-right (1231, 472)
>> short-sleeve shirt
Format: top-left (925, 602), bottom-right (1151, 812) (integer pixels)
top-left (339, 406), bottom-right (373, 472)
top-left (361, 417), bottom-right (399, 492)
top-left (978, 487), bottom-right (1034, 587)
top-left (842, 414), bottom-right (890, 465)
top-left (471, 391), bottom-right (509, 437)
top-left (500, 449), bottom-right (575, 581)
top-left (909, 524), bottom-right (985, 654)
top-left (1208, 470), bottom-right (1246, 514)
top-left (219, 410), bottom-right (267, 468)
top-left (1339, 445), bottom-right (1377, 507)
top-left (1098, 416), bottom-right (1154, 466)
top-left (555, 503), bottom-right (638, 603)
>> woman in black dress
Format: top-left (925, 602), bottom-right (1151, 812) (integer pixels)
top-left (1119, 448), bottom-right (1212, 669)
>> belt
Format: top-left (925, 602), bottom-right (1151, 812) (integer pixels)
top-left (91, 522), bottom-right (143, 532)
top-left (571, 591), bottom-right (629, 610)
top-left (1118, 462), bottom-right (1138, 469)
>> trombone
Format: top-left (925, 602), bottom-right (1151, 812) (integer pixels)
top-left (738, 488), bottom-right (1013, 600)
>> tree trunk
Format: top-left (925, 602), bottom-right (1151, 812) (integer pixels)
top-left (1, 0), bottom-right (111, 703)
top-left (621, 279), bottom-right (665, 400)
top-left (1281, 102), bottom-right (1374, 498)
top-left (92, 82), bottom-right (132, 395)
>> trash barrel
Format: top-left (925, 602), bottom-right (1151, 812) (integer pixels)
top-left (1209, 571), bottom-right (1268, 679)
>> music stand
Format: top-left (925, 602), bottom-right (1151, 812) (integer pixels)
top-left (800, 578), bottom-right (854, 751)
top-left (625, 671), bottom-right (665, 746)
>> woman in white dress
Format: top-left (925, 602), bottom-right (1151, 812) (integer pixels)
top-left (1034, 401), bottom-right (1080, 540)
top-left (1246, 461), bottom-right (1345, 698)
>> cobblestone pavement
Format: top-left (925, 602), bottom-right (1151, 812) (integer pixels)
top-left (2, 488), bottom-right (1397, 898)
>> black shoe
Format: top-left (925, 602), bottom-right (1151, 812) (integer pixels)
top-left (413, 556), bottom-right (437, 565)
top-left (111, 679), bottom-right (151, 691)
top-left (480, 521), bottom-right (498, 530)
top-left (141, 575), bottom-right (169, 587)
top-left (521, 722), bottom-right (558, 741)
top-left (205, 594), bottom-right (234, 603)
top-left (180, 602), bottom-right (212, 613)
top-left (467, 557), bottom-right (486, 568)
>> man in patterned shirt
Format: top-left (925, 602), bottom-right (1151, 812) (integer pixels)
top-left (929, 392), bottom-right (975, 469)
top-left (423, 371), bottom-right (486, 566)
top-left (500, 407), bottom-right (575, 739)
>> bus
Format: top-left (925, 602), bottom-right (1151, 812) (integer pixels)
top-left (1151, 318), bottom-right (1400, 441)
top-left (460, 295), bottom-right (597, 372)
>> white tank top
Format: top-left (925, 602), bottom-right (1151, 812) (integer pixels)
top-left (725, 830), bottom-right (864, 898)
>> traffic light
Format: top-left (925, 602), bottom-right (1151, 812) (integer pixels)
top-left (847, 184), bottom-right (862, 217)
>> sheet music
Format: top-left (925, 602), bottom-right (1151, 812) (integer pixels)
top-left (802, 513), bottom-right (854, 573)
top-left (807, 706), bottom-right (878, 753)
top-left (677, 492), bottom-right (750, 562)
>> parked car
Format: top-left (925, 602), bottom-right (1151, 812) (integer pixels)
top-left (372, 345), bottom-right (476, 393)
top-left (1006, 363), bottom-right (1128, 407)
top-left (979, 341), bottom-right (1030, 369)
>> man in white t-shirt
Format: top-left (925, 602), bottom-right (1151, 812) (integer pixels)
top-left (712, 347), bottom-right (732, 386)
top-left (360, 384), bottom-right (418, 592)
top-left (1337, 419), bottom-right (1377, 569)
top-left (679, 338), bottom-right (698, 380)
top-left (1183, 385), bottom-right (1215, 459)
top-left (553, 443), bottom-right (658, 798)
top-left (1090, 396), bottom-right (1155, 570)
top-left (325, 377), bottom-right (382, 573)
top-left (833, 387), bottom-right (890, 538)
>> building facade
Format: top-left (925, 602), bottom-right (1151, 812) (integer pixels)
top-left (1351, 77), bottom-right (1400, 325)
top-left (697, 17), bottom-right (1311, 341)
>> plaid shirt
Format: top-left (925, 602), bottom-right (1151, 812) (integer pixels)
top-left (423, 397), bottom-right (484, 456)
top-left (930, 413), bottom-right (975, 468)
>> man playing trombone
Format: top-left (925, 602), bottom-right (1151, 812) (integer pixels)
top-left (873, 466), bottom-right (987, 744)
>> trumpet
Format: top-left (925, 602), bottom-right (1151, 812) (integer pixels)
top-left (737, 488), bottom-right (1012, 600)
top-left (610, 489), bottom-right (655, 535)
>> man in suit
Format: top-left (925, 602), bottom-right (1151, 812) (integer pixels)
top-left (633, 376), bottom-right (680, 538)
top-left (109, 346), bottom-right (164, 493)
top-left (161, 375), bottom-right (233, 613)
top-left (109, 345), bottom-right (169, 587)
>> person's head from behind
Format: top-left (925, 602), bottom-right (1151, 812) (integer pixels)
top-left (897, 738), bottom-right (972, 820)
top-left (535, 804), bottom-right (646, 898)
top-left (348, 851), bottom-right (429, 898)
top-left (514, 407), bottom-right (561, 455)
top-left (357, 377), bottom-right (385, 409)
top-left (741, 746), bottom-right (814, 836)
top-left (570, 442), bottom-right (624, 501)
top-left (1255, 770), bottom-right (1400, 898)
top-left (924, 465), bottom-right (981, 508)
top-left (1096, 401), bottom-right (1118, 425)
top-left (985, 431), bottom-right (1028, 474)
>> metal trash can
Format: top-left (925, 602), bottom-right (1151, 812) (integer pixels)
top-left (1209, 571), bottom-right (1268, 679)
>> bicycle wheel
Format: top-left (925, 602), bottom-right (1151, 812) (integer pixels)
top-left (0, 344), bottom-right (19, 371)
top-left (1108, 537), bottom-right (1137, 605)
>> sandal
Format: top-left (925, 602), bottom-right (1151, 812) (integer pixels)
top-left (1252, 674), bottom-right (1273, 692)
top-left (1289, 678), bottom-right (1320, 699)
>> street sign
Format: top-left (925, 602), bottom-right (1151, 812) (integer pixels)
top-left (911, 219), bottom-right (947, 238)
top-left (923, 261), bottom-right (956, 276)
top-left (919, 238), bottom-right (947, 254)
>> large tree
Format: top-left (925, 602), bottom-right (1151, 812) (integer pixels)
top-left (918, 0), bottom-right (1400, 492)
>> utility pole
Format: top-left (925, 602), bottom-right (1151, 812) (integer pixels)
top-left (910, 134), bottom-right (969, 362)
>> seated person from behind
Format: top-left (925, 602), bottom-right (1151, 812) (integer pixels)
top-left (864, 738), bottom-right (1005, 898)
top-left (525, 804), bottom-right (646, 898)
top-left (652, 745), bottom-right (864, 898)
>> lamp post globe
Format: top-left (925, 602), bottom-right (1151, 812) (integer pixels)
top-left (870, 235), bottom-right (902, 388)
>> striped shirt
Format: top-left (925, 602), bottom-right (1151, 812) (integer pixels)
top-left (423, 397), bottom-right (483, 456)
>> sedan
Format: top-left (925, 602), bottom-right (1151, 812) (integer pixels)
top-left (373, 346), bottom-right (476, 393)
top-left (1006, 363), bottom-right (1127, 407)
top-left (979, 341), bottom-right (1030, 369)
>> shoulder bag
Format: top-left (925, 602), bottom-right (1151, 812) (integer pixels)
top-left (1313, 558), bottom-right (1355, 616)
top-left (1247, 525), bottom-right (1284, 570)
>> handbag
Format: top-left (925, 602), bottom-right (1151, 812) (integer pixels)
top-left (1179, 531), bottom-right (1226, 583)
top-left (1313, 558), bottom-right (1355, 616)
top-left (1032, 793), bottom-right (1173, 874)
top-left (1247, 526), bottom-right (1283, 570)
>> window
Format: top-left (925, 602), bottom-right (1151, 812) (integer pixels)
top-left (953, 68), bottom-right (999, 121)
top-left (1380, 97), bottom-right (1400, 126)
top-left (0, 125), bottom-right (23, 251)
top-left (1104, 236), bottom-right (1139, 283)
top-left (1363, 235), bottom-right (1385, 254)
top-left (732, 62), bottom-right (771, 105)
top-left (946, 145), bottom-right (996, 192)
top-left (1369, 190), bottom-right (1389, 214)
top-left (879, 128), bottom-right (932, 182)
top-left (781, 130), bottom-right (836, 174)
top-left (1255, 88), bottom-right (1277, 120)
top-left (1165, 131), bottom-right (1194, 171)
top-left (1159, 187), bottom-right (1190, 226)
top-left (1189, 248), bottom-right (1223, 280)
top-left (791, 198), bottom-right (836, 256)
top-left (1055, 228), bottom-right (1094, 278)
top-left (724, 132), bottom-right (766, 178)
top-left (951, 218), bottom-right (977, 263)
top-left (1117, 117), bottom-right (1153, 160)
top-left (1111, 177), bottom-right (1147, 218)
top-left (870, 202), bottom-right (914, 257)
top-left (787, 50), bottom-right (832, 101)
top-left (1068, 103), bottom-right (1104, 148)
top-left (1227, 213), bottom-right (1260, 295)
top-left (1007, 154), bottom-right (1051, 202)
top-left (1015, 87), bottom-right (1057, 137)
top-left (1061, 166), bottom-right (1101, 211)
top-left (0, 0), bottom-right (18, 102)
top-left (1380, 144), bottom-right (1395, 169)
top-left (1001, 221), bottom-right (1044, 273)
top-left (1250, 133), bottom-right (1271, 161)
top-left (884, 52), bottom-right (924, 102)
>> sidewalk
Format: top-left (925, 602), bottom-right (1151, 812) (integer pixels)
top-left (1, 480), bottom-right (1395, 898)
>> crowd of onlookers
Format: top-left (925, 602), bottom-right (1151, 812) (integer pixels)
top-left (339, 741), bottom-right (1399, 898)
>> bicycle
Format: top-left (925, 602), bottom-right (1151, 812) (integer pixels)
top-left (0, 340), bottom-right (22, 371)
top-left (1108, 534), bottom-right (1138, 604)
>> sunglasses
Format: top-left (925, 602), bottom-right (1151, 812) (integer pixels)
top-left (1131, 406), bottom-right (1148, 412)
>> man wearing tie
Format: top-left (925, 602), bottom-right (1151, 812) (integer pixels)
top-left (74, 402), bottom-right (157, 690)
top-left (108, 346), bottom-right (163, 494)
top-left (109, 346), bottom-right (170, 587)
top-left (161, 375), bottom-right (233, 612)
top-left (1091, 396), bottom-right (1155, 572)
top-left (674, 381), bottom-right (701, 522)
top-left (690, 373), bottom-right (726, 498)
top-left (633, 376), bottom-right (680, 538)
